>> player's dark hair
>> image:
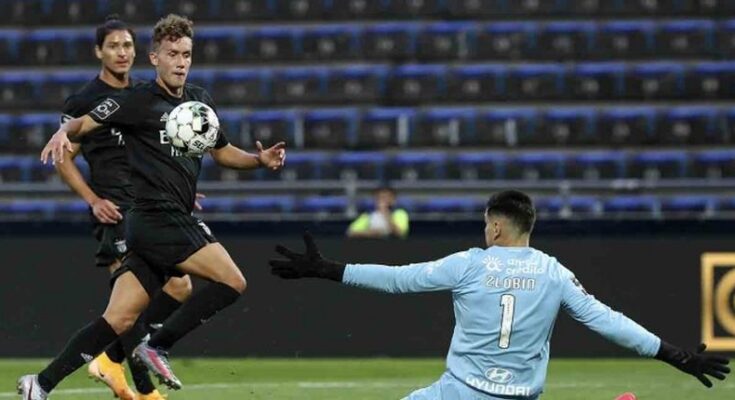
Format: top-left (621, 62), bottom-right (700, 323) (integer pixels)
top-left (95, 14), bottom-right (136, 48)
top-left (152, 14), bottom-right (194, 51)
top-left (486, 190), bottom-right (536, 234)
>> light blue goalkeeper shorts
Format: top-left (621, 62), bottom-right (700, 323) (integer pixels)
top-left (403, 372), bottom-right (540, 400)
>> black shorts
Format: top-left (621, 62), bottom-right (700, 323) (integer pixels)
top-left (91, 216), bottom-right (128, 268)
top-left (113, 209), bottom-right (217, 296)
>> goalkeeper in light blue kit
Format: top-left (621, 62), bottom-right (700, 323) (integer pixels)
top-left (269, 190), bottom-right (730, 399)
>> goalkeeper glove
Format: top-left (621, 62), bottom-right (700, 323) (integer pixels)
top-left (269, 232), bottom-right (345, 282)
top-left (655, 342), bottom-right (730, 388)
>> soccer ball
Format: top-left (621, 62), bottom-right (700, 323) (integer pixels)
top-left (165, 101), bottom-right (220, 155)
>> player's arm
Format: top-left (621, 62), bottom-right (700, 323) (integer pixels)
top-left (209, 141), bottom-right (286, 171)
top-left (269, 233), bottom-right (469, 293)
top-left (41, 115), bottom-right (102, 165)
top-left (54, 143), bottom-right (122, 224)
top-left (560, 266), bottom-right (730, 387)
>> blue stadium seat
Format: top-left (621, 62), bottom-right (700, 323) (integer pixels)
top-left (661, 195), bottom-right (715, 213)
top-left (0, 72), bottom-right (40, 109)
top-left (597, 21), bottom-right (655, 59)
top-left (717, 196), bottom-right (735, 213)
top-left (245, 110), bottom-right (298, 149)
top-left (390, 152), bottom-right (448, 180)
top-left (603, 196), bottom-right (659, 214)
top-left (474, 22), bottom-right (536, 60)
top-left (507, 151), bottom-right (566, 180)
top-left (540, 108), bottom-right (598, 145)
top-left (55, 200), bottom-right (89, 216)
top-left (535, 197), bottom-right (564, 215)
top-left (572, 63), bottom-right (626, 100)
top-left (694, 149), bottom-right (735, 179)
top-left (413, 108), bottom-right (476, 147)
top-left (388, 64), bottom-right (448, 104)
top-left (198, 197), bottom-right (236, 214)
top-left (216, 111), bottom-right (245, 147)
top-left (537, 22), bottom-right (596, 60)
top-left (451, 151), bottom-right (507, 180)
top-left (331, 0), bottom-right (385, 19)
top-left (67, 30), bottom-right (98, 65)
top-left (325, 65), bottom-right (389, 104)
top-left (567, 196), bottom-right (601, 214)
top-left (0, 29), bottom-right (22, 65)
top-left (627, 62), bottom-right (686, 99)
top-left (213, 69), bottom-right (271, 106)
top-left (302, 25), bottom-right (360, 61)
top-left (447, 0), bottom-right (503, 18)
top-left (689, 62), bottom-right (735, 99)
top-left (216, 0), bottom-right (274, 21)
top-left (233, 196), bottom-right (296, 213)
top-left (364, 23), bottom-right (417, 61)
top-left (506, 0), bottom-right (560, 15)
top-left (194, 26), bottom-right (246, 64)
top-left (657, 20), bottom-right (715, 58)
top-left (358, 107), bottom-right (415, 148)
top-left (159, 0), bottom-right (215, 21)
top-left (0, 0), bottom-right (43, 25)
top-left (448, 64), bottom-right (508, 102)
top-left (296, 196), bottom-right (348, 213)
top-left (416, 197), bottom-right (484, 213)
top-left (508, 64), bottom-right (566, 100)
top-left (0, 155), bottom-right (32, 182)
top-left (388, 0), bottom-right (444, 17)
top-left (0, 199), bottom-right (57, 217)
top-left (658, 106), bottom-right (720, 144)
top-left (303, 108), bottom-right (359, 149)
top-left (613, 0), bottom-right (679, 15)
top-left (276, 152), bottom-right (332, 181)
top-left (274, 0), bottom-right (328, 19)
top-left (416, 22), bottom-right (472, 61)
top-left (20, 29), bottom-right (71, 65)
top-left (599, 107), bottom-right (657, 145)
top-left (0, 114), bottom-right (13, 150)
top-left (630, 150), bottom-right (689, 179)
top-left (274, 67), bottom-right (326, 104)
top-left (569, 151), bottom-right (626, 180)
top-left (107, 0), bottom-right (159, 24)
top-left (10, 113), bottom-right (58, 152)
top-left (334, 151), bottom-right (388, 180)
top-left (720, 20), bottom-right (735, 58)
top-left (40, 70), bottom-right (92, 108)
top-left (246, 26), bottom-right (298, 61)
top-left (474, 108), bottom-right (539, 147)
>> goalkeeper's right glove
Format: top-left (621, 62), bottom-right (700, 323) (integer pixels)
top-left (269, 232), bottom-right (345, 282)
top-left (655, 342), bottom-right (730, 387)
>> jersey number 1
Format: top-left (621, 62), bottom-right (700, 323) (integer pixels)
top-left (499, 294), bottom-right (515, 349)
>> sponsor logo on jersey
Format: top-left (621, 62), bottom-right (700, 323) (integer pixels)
top-left (485, 368), bottom-right (514, 384)
top-left (483, 256), bottom-right (504, 273)
top-left (90, 98), bottom-right (120, 120)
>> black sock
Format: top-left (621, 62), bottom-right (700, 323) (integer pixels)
top-left (103, 340), bottom-right (126, 364)
top-left (38, 317), bottom-right (118, 393)
top-left (148, 282), bottom-right (240, 350)
top-left (144, 291), bottom-right (183, 332)
top-left (120, 319), bottom-right (155, 394)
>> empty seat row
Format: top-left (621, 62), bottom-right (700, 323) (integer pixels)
top-left (0, 194), bottom-right (732, 218)
top-left (3, 150), bottom-right (734, 183)
top-left (3, 61), bottom-right (735, 110)
top-left (3, 19), bottom-right (735, 66)
top-left (1, 0), bottom-right (731, 25)
top-left (2, 106), bottom-right (733, 153)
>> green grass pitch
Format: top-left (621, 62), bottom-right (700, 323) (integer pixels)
top-left (1, 358), bottom-right (732, 399)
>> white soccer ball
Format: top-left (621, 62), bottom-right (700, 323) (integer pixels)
top-left (165, 101), bottom-right (220, 155)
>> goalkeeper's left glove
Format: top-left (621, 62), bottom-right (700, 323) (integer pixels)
top-left (655, 342), bottom-right (730, 388)
top-left (269, 232), bottom-right (345, 282)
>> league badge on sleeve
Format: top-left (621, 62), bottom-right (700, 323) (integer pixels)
top-left (90, 98), bottom-right (121, 120)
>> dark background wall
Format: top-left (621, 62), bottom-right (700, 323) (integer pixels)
top-left (1, 222), bottom-right (733, 358)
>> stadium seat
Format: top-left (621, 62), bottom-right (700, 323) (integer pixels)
top-left (358, 108), bottom-right (414, 149)
top-left (448, 64), bottom-right (508, 102)
top-left (615, 0), bottom-right (679, 15)
top-left (388, 0), bottom-right (444, 17)
top-left (597, 21), bottom-right (655, 60)
top-left (567, 0), bottom-right (605, 15)
top-left (451, 152), bottom-right (507, 180)
top-left (539, 108), bottom-right (598, 145)
top-left (535, 197), bottom-right (565, 215)
top-left (537, 22), bottom-right (595, 61)
top-left (416, 197), bottom-right (484, 213)
top-left (334, 151), bottom-right (388, 181)
top-left (245, 110), bottom-right (299, 149)
top-left (688, 62), bottom-right (735, 99)
top-left (9, 114), bottom-right (57, 153)
top-left (0, 72), bottom-right (39, 110)
top-left (507, 151), bottom-right (566, 180)
top-left (656, 20), bottom-right (715, 58)
top-left (107, 0), bottom-right (160, 24)
top-left (274, 152), bottom-right (331, 181)
top-left (717, 196), bottom-right (735, 213)
top-left (473, 108), bottom-right (538, 147)
top-left (296, 195), bottom-right (348, 213)
top-left (19, 29), bottom-right (69, 66)
top-left (568, 151), bottom-right (625, 180)
top-left (571, 63), bottom-right (626, 100)
top-left (567, 196), bottom-right (601, 215)
top-left (215, 0), bottom-right (273, 21)
top-left (603, 196), bottom-right (659, 215)
top-left (55, 199), bottom-right (88, 217)
top-left (389, 152), bottom-right (448, 180)
top-left (657, 107), bottom-right (720, 144)
top-left (508, 64), bottom-right (566, 100)
top-left (661, 195), bottom-right (715, 213)
top-left (598, 107), bottom-right (657, 145)
top-left (325, 65), bottom-right (388, 104)
top-left (246, 27), bottom-right (298, 62)
top-left (447, 0), bottom-right (504, 18)
top-left (416, 22), bottom-right (471, 61)
top-left (273, 67), bottom-right (326, 104)
top-left (388, 64), bottom-right (447, 104)
top-left (194, 27), bottom-right (246, 64)
top-left (0, 155), bottom-right (32, 182)
top-left (302, 25), bottom-right (360, 61)
top-left (38, 71), bottom-right (91, 108)
top-left (274, 0), bottom-right (329, 19)
top-left (212, 69), bottom-right (271, 106)
top-left (506, 0), bottom-right (559, 15)
top-left (0, 114), bottom-right (11, 150)
top-left (626, 62), bottom-right (685, 100)
top-left (197, 197), bottom-right (236, 213)
top-left (363, 23), bottom-right (417, 61)
top-left (693, 149), bottom-right (735, 179)
top-left (331, 0), bottom-right (386, 20)
top-left (474, 22), bottom-right (535, 61)
top-left (232, 196), bottom-right (296, 213)
top-left (0, 199), bottom-right (58, 217)
top-left (629, 150), bottom-right (689, 180)
top-left (719, 20), bottom-right (735, 58)
top-left (303, 108), bottom-right (359, 149)
top-left (413, 108), bottom-right (475, 147)
top-left (0, 29), bottom-right (22, 65)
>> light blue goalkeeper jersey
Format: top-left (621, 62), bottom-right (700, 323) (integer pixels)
top-left (343, 246), bottom-right (661, 398)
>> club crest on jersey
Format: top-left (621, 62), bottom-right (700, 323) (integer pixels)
top-left (114, 239), bottom-right (127, 254)
top-left (90, 98), bottom-right (120, 120)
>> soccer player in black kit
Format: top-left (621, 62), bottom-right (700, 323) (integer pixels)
top-left (53, 16), bottom-right (190, 400)
top-left (21, 14), bottom-right (286, 399)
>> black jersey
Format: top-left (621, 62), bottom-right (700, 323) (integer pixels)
top-left (61, 77), bottom-right (139, 207)
top-left (88, 80), bottom-right (229, 214)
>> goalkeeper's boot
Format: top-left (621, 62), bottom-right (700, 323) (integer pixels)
top-left (136, 389), bottom-right (167, 400)
top-left (614, 393), bottom-right (637, 400)
top-left (133, 340), bottom-right (182, 390)
top-left (16, 375), bottom-right (48, 400)
top-left (88, 352), bottom-right (136, 400)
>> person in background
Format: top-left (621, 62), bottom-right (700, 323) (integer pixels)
top-left (347, 186), bottom-right (409, 238)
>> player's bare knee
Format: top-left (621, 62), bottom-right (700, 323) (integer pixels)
top-left (164, 276), bottom-right (193, 302)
